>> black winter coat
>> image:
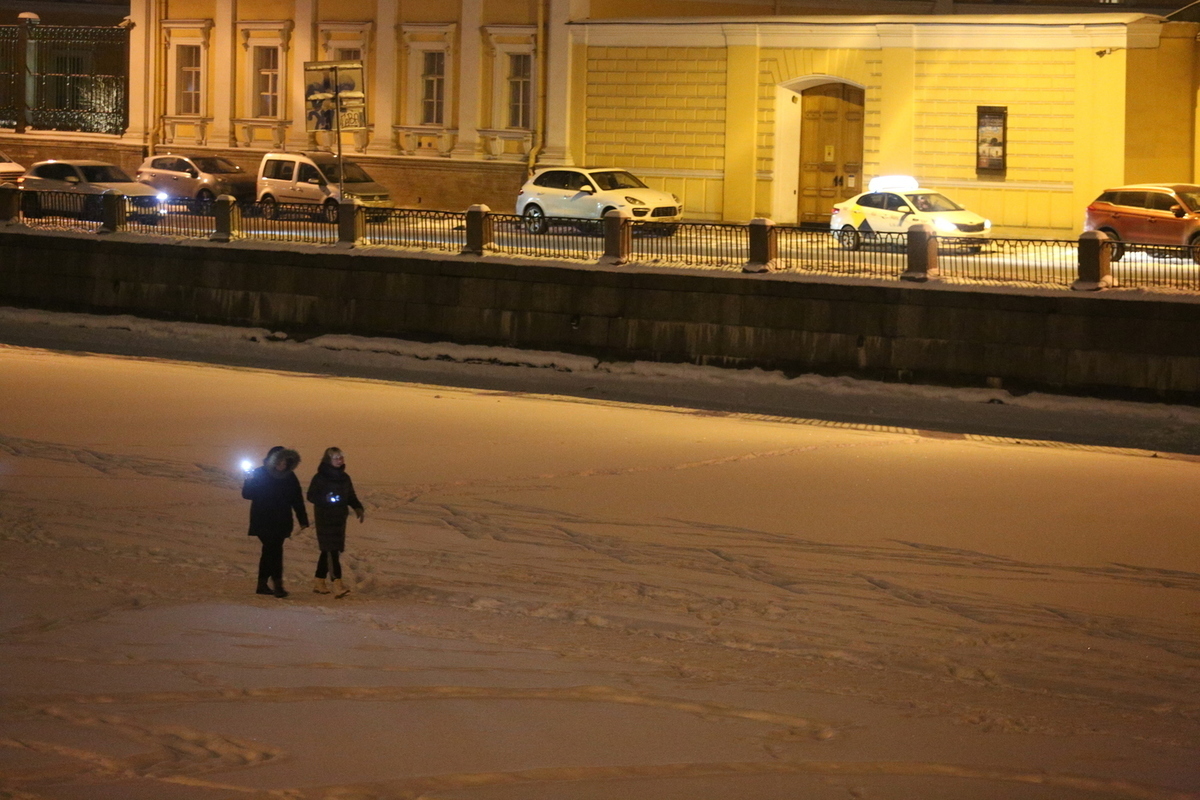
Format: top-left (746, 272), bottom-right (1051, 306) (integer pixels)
top-left (243, 455), bottom-right (309, 540)
top-left (306, 462), bottom-right (362, 551)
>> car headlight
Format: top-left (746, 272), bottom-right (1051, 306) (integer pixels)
top-left (155, 192), bottom-right (168, 202)
top-left (671, 194), bottom-right (680, 203)
top-left (933, 217), bottom-right (958, 233)
top-left (984, 219), bottom-right (992, 230)
top-left (625, 196), bottom-right (643, 205)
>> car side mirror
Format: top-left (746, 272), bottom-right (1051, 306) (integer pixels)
top-left (897, 204), bottom-right (912, 214)
top-left (64, 175), bottom-right (79, 184)
top-left (1171, 205), bottom-right (1185, 218)
top-left (579, 185), bottom-right (595, 194)
top-left (308, 177), bottom-right (323, 185)
top-left (187, 169), bottom-right (198, 178)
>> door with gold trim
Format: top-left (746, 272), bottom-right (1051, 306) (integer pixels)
top-left (798, 83), bottom-right (864, 225)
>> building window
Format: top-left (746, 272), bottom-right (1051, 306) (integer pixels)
top-left (507, 53), bottom-right (532, 129)
top-left (421, 51), bottom-right (445, 125)
top-left (254, 46), bottom-right (280, 118)
top-left (176, 44), bottom-right (202, 115)
top-left (335, 47), bottom-right (362, 61)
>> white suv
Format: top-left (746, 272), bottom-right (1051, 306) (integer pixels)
top-left (515, 167), bottom-right (681, 233)
top-left (256, 151), bottom-right (393, 221)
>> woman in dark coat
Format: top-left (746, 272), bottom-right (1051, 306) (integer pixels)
top-left (242, 446), bottom-right (309, 598)
top-left (306, 447), bottom-right (364, 598)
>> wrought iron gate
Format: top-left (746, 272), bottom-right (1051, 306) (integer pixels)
top-left (0, 22), bottom-right (128, 135)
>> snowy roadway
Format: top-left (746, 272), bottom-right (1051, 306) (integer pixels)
top-left (0, 308), bottom-right (1198, 799)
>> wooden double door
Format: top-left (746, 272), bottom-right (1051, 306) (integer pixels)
top-left (798, 83), bottom-right (864, 225)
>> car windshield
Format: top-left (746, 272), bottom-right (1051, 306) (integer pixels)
top-left (1177, 191), bottom-right (1200, 212)
top-left (192, 157), bottom-right (243, 174)
top-left (904, 192), bottom-right (962, 213)
top-left (79, 165), bottom-right (134, 183)
top-left (317, 160), bottom-right (373, 183)
top-left (590, 171), bottom-right (647, 191)
top-left (0, 151), bottom-right (12, 163)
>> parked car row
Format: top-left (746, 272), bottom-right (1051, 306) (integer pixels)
top-left (830, 174), bottom-right (1200, 259)
top-left (2, 149), bottom-right (395, 223)
top-left (4, 147), bottom-right (1199, 256)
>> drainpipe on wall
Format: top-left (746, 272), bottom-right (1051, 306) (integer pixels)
top-left (148, 0), bottom-right (166, 156)
top-left (15, 12), bottom-right (38, 135)
top-left (525, 0), bottom-right (548, 177)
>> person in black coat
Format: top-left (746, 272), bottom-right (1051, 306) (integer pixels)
top-left (242, 446), bottom-right (309, 598)
top-left (306, 447), bottom-right (364, 598)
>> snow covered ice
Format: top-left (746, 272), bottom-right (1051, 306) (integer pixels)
top-left (0, 307), bottom-right (1197, 799)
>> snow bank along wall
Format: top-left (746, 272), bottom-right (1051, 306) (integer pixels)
top-left (1, 229), bottom-right (1198, 402)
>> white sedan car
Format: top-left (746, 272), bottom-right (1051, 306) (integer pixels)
top-left (18, 159), bottom-right (166, 222)
top-left (516, 167), bottom-right (681, 234)
top-left (831, 176), bottom-right (990, 250)
top-left (0, 149), bottom-right (24, 182)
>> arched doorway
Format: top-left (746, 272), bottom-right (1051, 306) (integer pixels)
top-left (797, 83), bottom-right (864, 225)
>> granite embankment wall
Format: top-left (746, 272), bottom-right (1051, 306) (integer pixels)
top-left (2, 228), bottom-right (1199, 402)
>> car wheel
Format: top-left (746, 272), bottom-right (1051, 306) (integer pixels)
top-left (836, 225), bottom-right (861, 251)
top-left (523, 205), bottom-right (547, 234)
top-left (195, 189), bottom-right (215, 215)
top-left (1190, 235), bottom-right (1200, 266)
top-left (319, 201), bottom-right (339, 224)
top-left (261, 195), bottom-right (278, 220)
top-left (1101, 229), bottom-right (1124, 262)
top-left (82, 195), bottom-right (103, 222)
top-left (20, 192), bottom-right (41, 219)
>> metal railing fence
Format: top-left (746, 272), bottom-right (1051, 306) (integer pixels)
top-left (489, 214), bottom-right (606, 260)
top-left (776, 228), bottom-right (907, 278)
top-left (631, 221), bottom-right (747, 270)
top-left (1110, 242), bottom-right (1200, 292)
top-left (18, 188), bottom-right (102, 231)
top-left (124, 197), bottom-right (215, 238)
top-left (235, 200), bottom-right (338, 244)
top-left (938, 238), bottom-right (1078, 287)
top-left (364, 208), bottom-right (466, 253)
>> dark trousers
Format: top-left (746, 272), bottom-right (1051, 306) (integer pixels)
top-left (315, 550), bottom-right (342, 580)
top-left (256, 536), bottom-right (285, 583)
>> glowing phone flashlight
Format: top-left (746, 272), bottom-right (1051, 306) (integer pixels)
top-left (240, 459), bottom-right (254, 473)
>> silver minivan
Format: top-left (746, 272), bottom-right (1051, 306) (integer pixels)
top-left (255, 151), bottom-right (393, 221)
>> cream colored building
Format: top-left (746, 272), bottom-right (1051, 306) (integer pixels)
top-left (6, 0), bottom-right (1198, 235)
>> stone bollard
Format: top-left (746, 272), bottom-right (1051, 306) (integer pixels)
top-left (98, 190), bottom-right (125, 234)
top-left (599, 208), bottom-right (632, 266)
top-left (338, 199), bottom-right (364, 245)
top-left (901, 223), bottom-right (940, 282)
top-left (744, 217), bottom-right (778, 273)
top-left (463, 203), bottom-right (493, 256)
top-left (0, 182), bottom-right (19, 223)
top-left (209, 195), bottom-right (237, 242)
top-left (1072, 230), bottom-right (1114, 291)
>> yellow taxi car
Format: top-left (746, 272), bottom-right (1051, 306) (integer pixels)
top-left (831, 176), bottom-right (991, 250)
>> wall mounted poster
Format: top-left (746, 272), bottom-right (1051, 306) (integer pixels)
top-left (976, 106), bottom-right (1007, 173)
top-left (304, 61), bottom-right (367, 133)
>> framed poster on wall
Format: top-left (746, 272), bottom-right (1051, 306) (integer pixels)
top-left (976, 106), bottom-right (1007, 174)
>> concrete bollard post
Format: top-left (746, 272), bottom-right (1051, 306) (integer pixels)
top-left (599, 208), bottom-right (632, 266)
top-left (0, 182), bottom-right (19, 222)
top-left (209, 195), bottom-right (236, 242)
top-left (1072, 230), bottom-right (1114, 291)
top-left (338, 200), bottom-right (364, 245)
top-left (463, 203), bottom-right (493, 256)
top-left (901, 223), bottom-right (940, 282)
top-left (98, 190), bottom-right (125, 234)
top-left (744, 217), bottom-right (778, 273)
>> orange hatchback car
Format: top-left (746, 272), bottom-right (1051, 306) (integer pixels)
top-left (1084, 183), bottom-right (1200, 260)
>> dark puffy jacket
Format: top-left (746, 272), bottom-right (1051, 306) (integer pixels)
top-left (242, 448), bottom-right (309, 539)
top-left (306, 461), bottom-right (362, 550)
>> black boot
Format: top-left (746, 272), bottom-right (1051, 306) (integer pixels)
top-left (256, 579), bottom-right (273, 595)
top-left (272, 578), bottom-right (289, 598)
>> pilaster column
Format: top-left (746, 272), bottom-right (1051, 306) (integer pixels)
top-left (124, 0), bottom-right (153, 143)
top-left (537, 0), bottom-right (581, 165)
top-left (287, 0), bottom-right (315, 149)
top-left (365, 0), bottom-right (398, 154)
top-left (451, 0), bottom-right (484, 158)
top-left (877, 25), bottom-right (916, 177)
top-left (211, 0), bottom-right (235, 147)
top-left (721, 26), bottom-right (759, 223)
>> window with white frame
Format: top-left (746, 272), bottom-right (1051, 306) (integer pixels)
top-left (421, 51), bottom-right (445, 125)
top-left (485, 27), bottom-right (536, 132)
top-left (402, 24), bottom-right (455, 130)
top-left (254, 46), bottom-right (280, 118)
top-left (336, 47), bottom-right (362, 61)
top-left (163, 20), bottom-right (212, 119)
top-left (176, 44), bottom-right (202, 115)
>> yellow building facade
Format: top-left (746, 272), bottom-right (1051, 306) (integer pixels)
top-left (71, 3), bottom-right (1200, 234)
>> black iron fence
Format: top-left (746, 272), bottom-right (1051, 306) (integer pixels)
top-left (4, 187), bottom-right (1200, 295)
top-left (0, 21), bottom-right (128, 134)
